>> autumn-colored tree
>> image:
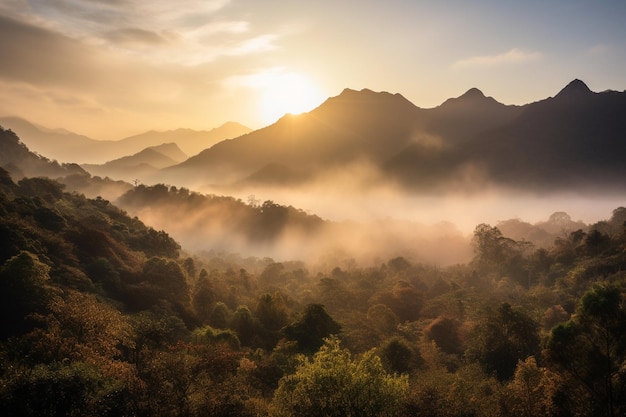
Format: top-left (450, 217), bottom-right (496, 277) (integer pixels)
top-left (367, 303), bottom-right (399, 335)
top-left (425, 316), bottom-right (464, 355)
top-left (503, 356), bottom-right (560, 417)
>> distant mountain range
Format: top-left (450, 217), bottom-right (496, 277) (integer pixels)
top-left (81, 143), bottom-right (187, 183)
top-left (2, 79), bottom-right (625, 194)
top-left (0, 117), bottom-right (252, 164)
top-left (157, 79), bottom-right (626, 193)
top-left (0, 126), bottom-right (132, 200)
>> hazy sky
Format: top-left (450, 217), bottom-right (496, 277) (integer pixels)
top-left (1, 0), bottom-right (625, 139)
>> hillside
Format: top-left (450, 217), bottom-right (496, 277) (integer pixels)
top-left (0, 125), bottom-right (132, 200)
top-left (0, 126), bottom-right (86, 179)
top-left (2, 163), bottom-right (626, 415)
top-left (0, 117), bottom-right (252, 164)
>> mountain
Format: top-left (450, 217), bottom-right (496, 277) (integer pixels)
top-left (421, 87), bottom-right (523, 144)
top-left (161, 88), bottom-right (426, 185)
top-left (463, 79), bottom-right (626, 190)
top-left (159, 79), bottom-right (626, 193)
top-left (0, 125), bottom-right (132, 200)
top-left (82, 143), bottom-right (186, 182)
top-left (148, 143), bottom-right (188, 163)
top-left (114, 122), bottom-right (252, 157)
top-left (0, 117), bottom-right (252, 164)
top-left (0, 126), bottom-right (86, 180)
top-left (0, 117), bottom-right (106, 164)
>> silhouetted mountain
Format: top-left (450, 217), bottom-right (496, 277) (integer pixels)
top-left (0, 126), bottom-right (86, 179)
top-left (82, 143), bottom-right (186, 182)
top-left (0, 117), bottom-right (105, 164)
top-left (160, 88), bottom-right (425, 185)
top-left (157, 85), bottom-right (527, 190)
top-left (465, 79), bottom-right (626, 190)
top-left (8, 79), bottom-right (625, 194)
top-left (115, 122), bottom-right (252, 157)
top-left (0, 125), bottom-right (132, 200)
top-left (0, 117), bottom-right (251, 164)
top-left (421, 87), bottom-right (523, 144)
top-left (149, 143), bottom-right (188, 162)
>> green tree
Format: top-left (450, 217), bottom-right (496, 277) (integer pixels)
top-left (283, 304), bottom-right (341, 354)
top-left (231, 305), bottom-right (257, 347)
top-left (467, 303), bottom-right (540, 380)
top-left (270, 336), bottom-right (408, 417)
top-left (141, 257), bottom-right (190, 306)
top-left (192, 269), bottom-right (214, 323)
top-left (255, 292), bottom-right (289, 348)
top-left (472, 223), bottom-right (522, 277)
top-left (546, 284), bottom-right (626, 417)
top-left (0, 251), bottom-right (53, 339)
top-left (377, 336), bottom-right (422, 374)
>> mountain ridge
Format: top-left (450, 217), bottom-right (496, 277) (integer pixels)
top-left (0, 117), bottom-right (252, 164)
top-left (157, 79), bottom-right (626, 193)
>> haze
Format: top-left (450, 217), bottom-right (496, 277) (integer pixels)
top-left (1, 1), bottom-right (625, 266)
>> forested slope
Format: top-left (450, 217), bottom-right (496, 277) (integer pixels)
top-left (1, 159), bottom-right (626, 415)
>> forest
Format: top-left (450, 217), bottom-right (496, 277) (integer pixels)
top-left (1, 162), bottom-right (626, 416)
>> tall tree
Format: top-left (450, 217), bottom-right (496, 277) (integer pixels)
top-left (283, 304), bottom-right (341, 354)
top-left (546, 284), bottom-right (626, 417)
top-left (467, 303), bottom-right (540, 380)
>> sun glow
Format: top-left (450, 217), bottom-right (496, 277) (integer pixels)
top-left (258, 72), bottom-right (325, 125)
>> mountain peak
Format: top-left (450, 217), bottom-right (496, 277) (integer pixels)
top-left (555, 79), bottom-right (592, 98)
top-left (439, 87), bottom-right (497, 108)
top-left (460, 87), bottom-right (486, 99)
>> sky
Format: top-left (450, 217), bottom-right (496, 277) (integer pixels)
top-left (1, 0), bottom-right (625, 139)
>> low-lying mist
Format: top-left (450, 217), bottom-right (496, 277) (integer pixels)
top-left (114, 164), bottom-right (624, 267)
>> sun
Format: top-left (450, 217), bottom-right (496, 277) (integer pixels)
top-left (259, 72), bottom-right (325, 125)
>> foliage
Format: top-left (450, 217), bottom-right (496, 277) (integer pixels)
top-left (466, 302), bottom-right (540, 380)
top-left (545, 284), bottom-right (626, 416)
top-left (283, 304), bottom-right (341, 354)
top-left (0, 251), bottom-right (53, 338)
top-left (270, 336), bottom-right (408, 417)
top-left (2, 154), bottom-right (626, 416)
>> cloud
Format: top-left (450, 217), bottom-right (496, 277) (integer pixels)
top-left (453, 48), bottom-right (542, 68)
top-left (104, 28), bottom-right (171, 45)
top-left (0, 14), bottom-right (102, 87)
top-left (0, 0), bottom-right (277, 64)
top-left (225, 34), bottom-right (279, 56)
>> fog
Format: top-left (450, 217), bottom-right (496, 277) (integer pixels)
top-left (114, 165), bottom-right (624, 268)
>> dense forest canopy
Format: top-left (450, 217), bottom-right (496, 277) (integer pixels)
top-left (1, 126), bottom-right (626, 416)
top-left (0, 164), bottom-right (625, 416)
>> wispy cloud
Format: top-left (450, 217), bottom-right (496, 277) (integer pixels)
top-left (453, 48), bottom-right (542, 68)
top-left (0, 0), bottom-right (277, 64)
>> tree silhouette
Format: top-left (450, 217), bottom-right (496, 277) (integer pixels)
top-left (283, 304), bottom-right (341, 354)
